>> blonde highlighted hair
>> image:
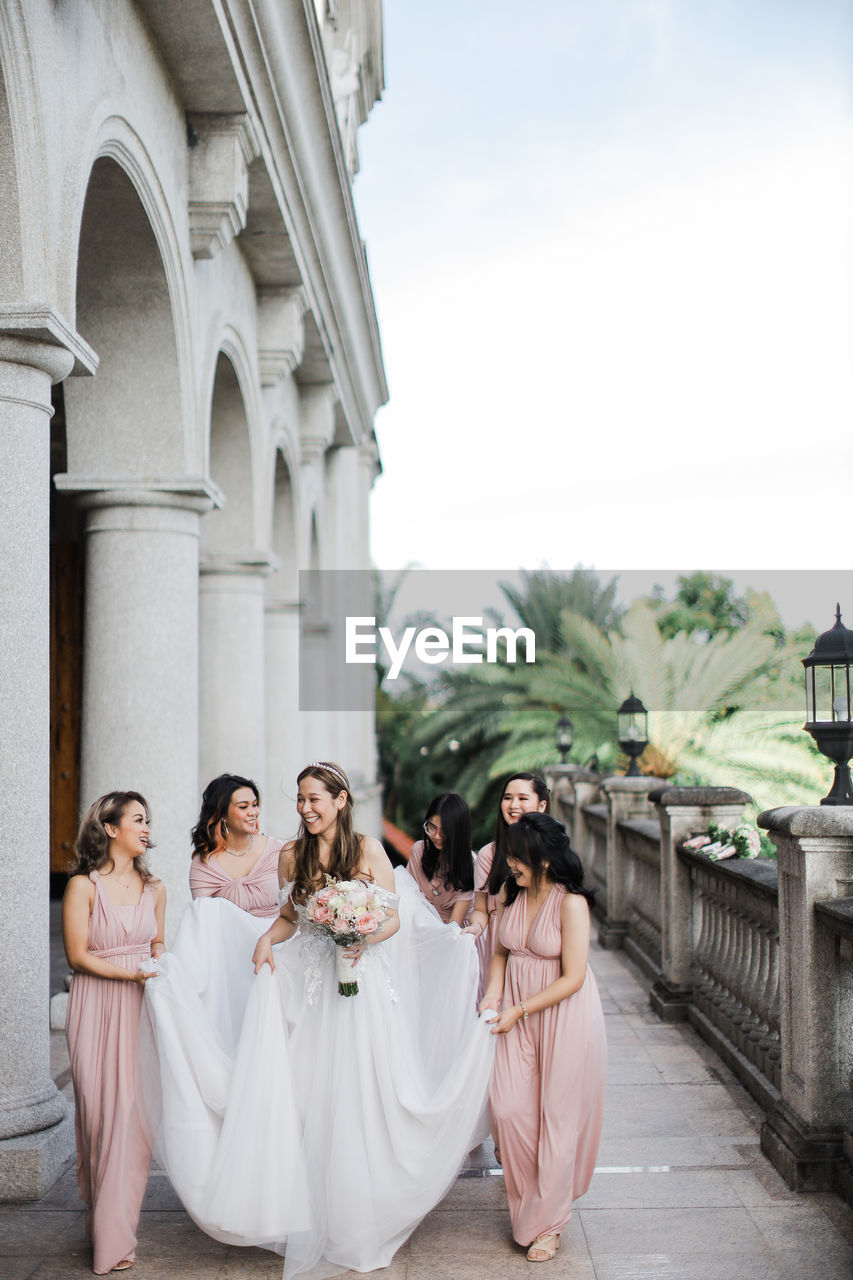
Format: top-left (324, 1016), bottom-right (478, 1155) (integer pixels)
top-left (69, 791), bottom-right (156, 883)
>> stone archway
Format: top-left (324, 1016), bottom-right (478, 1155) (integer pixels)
top-left (56, 155), bottom-right (209, 921)
top-left (198, 349), bottom-right (271, 790)
top-left (264, 445), bottom-right (301, 830)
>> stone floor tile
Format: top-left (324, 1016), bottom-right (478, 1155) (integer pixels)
top-left (408, 1207), bottom-right (510, 1254)
top-left (586, 1252), bottom-right (782, 1279)
top-left (0, 1208), bottom-right (84, 1256)
top-left (578, 1168), bottom-right (748, 1210)
top-left (579, 1205), bottom-right (773, 1257)
top-left (215, 1255), bottom-right (286, 1280)
top-left (747, 1202), bottom-right (853, 1277)
top-left (436, 1174), bottom-right (508, 1209)
top-left (593, 1135), bottom-right (744, 1169)
top-left (0, 1260), bottom-right (41, 1280)
top-left (606, 1059), bottom-right (667, 1086)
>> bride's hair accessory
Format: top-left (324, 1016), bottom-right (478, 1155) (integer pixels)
top-left (304, 762), bottom-right (349, 789)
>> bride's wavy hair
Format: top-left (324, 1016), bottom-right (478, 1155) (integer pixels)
top-left (291, 762), bottom-right (363, 904)
top-left (69, 791), bottom-right (156, 884)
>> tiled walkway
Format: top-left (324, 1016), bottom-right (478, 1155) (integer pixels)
top-left (4, 940), bottom-right (853, 1279)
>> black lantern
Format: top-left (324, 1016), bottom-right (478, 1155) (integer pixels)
top-left (554, 714), bottom-right (574, 764)
top-left (617, 691), bottom-right (648, 777)
top-left (803, 603), bottom-right (853, 805)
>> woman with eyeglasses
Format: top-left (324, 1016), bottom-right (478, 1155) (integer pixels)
top-left (406, 792), bottom-right (475, 925)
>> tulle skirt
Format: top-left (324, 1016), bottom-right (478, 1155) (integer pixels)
top-left (140, 871), bottom-right (495, 1278)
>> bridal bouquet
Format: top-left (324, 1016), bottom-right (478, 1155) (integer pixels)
top-left (683, 820), bottom-right (761, 862)
top-left (305, 875), bottom-right (389, 996)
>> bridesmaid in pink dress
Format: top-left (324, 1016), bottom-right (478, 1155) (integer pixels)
top-left (189, 773), bottom-right (283, 918)
top-left (480, 812), bottom-right (605, 1263)
top-left (463, 773), bottom-right (550, 1001)
top-left (63, 791), bottom-right (166, 1274)
top-left (406, 792), bottom-right (475, 925)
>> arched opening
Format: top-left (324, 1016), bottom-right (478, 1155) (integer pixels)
top-left (51, 155), bottom-right (190, 907)
top-left (198, 349), bottom-right (265, 785)
top-left (202, 352), bottom-right (254, 555)
top-left (63, 157), bottom-right (185, 476)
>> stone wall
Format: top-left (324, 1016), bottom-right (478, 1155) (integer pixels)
top-left (547, 765), bottom-right (853, 1206)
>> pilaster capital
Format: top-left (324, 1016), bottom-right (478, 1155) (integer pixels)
top-left (300, 384), bottom-right (338, 465)
top-left (357, 439), bottom-right (380, 479)
top-left (200, 550), bottom-right (280, 578)
top-left (0, 304), bottom-right (98, 379)
top-left (258, 288), bottom-right (307, 385)
top-left (188, 113), bottom-right (260, 260)
top-left (53, 474), bottom-right (224, 516)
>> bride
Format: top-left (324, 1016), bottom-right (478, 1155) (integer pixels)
top-left (141, 761), bottom-right (494, 1278)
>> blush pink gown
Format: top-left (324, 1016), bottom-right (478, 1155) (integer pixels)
top-left (474, 841), bottom-right (500, 1001)
top-left (189, 836), bottom-right (283, 917)
top-left (406, 840), bottom-right (474, 923)
top-left (65, 871), bottom-right (157, 1274)
top-left (489, 884), bottom-right (606, 1247)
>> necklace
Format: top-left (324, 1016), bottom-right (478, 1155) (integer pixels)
top-left (225, 833), bottom-right (255, 858)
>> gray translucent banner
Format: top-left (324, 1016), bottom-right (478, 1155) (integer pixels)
top-left (298, 568), bottom-right (853, 712)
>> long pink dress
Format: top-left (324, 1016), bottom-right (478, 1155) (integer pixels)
top-left (65, 871), bottom-right (157, 1274)
top-left (474, 841), bottom-right (500, 1000)
top-left (489, 884), bottom-right (606, 1247)
top-left (189, 836), bottom-right (283, 917)
top-left (406, 840), bottom-right (474, 924)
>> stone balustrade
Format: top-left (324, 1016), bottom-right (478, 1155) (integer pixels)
top-left (544, 765), bottom-right (853, 1206)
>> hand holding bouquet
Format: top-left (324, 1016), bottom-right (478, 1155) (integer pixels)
top-left (306, 875), bottom-right (389, 995)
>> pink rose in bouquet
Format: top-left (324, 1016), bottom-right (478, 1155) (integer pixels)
top-left (305, 875), bottom-right (391, 995)
top-left (356, 913), bottom-right (381, 935)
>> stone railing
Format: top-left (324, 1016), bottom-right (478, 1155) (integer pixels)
top-left (545, 765), bottom-right (853, 1206)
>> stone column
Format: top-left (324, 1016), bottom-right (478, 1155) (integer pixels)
top-left (264, 598), bottom-right (303, 836)
top-left (599, 776), bottom-right (664, 949)
top-left (53, 481), bottom-right (217, 934)
top-left (759, 806), bottom-right (853, 1189)
top-left (0, 314), bottom-right (95, 1198)
top-left (650, 786), bottom-right (751, 1021)
top-left (199, 553), bottom-right (276, 794)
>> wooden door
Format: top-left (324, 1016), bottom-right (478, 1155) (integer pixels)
top-left (50, 540), bottom-right (82, 878)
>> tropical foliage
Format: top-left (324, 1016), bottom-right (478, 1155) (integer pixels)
top-left (376, 568), bottom-right (827, 845)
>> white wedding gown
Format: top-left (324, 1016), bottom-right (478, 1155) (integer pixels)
top-left (139, 869), bottom-right (495, 1278)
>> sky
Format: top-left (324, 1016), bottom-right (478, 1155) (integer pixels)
top-left (352, 0), bottom-right (853, 630)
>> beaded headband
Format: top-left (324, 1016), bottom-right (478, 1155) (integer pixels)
top-left (302, 761), bottom-right (349, 790)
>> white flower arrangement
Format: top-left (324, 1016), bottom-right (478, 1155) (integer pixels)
top-left (682, 820), bottom-right (761, 862)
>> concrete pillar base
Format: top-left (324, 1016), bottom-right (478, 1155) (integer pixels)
top-left (761, 1100), bottom-right (843, 1192)
top-left (597, 917), bottom-right (628, 949)
top-left (0, 1107), bottom-right (75, 1201)
top-left (650, 978), bottom-right (692, 1022)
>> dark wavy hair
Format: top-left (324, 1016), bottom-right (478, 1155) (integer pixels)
top-left (421, 792), bottom-right (474, 891)
top-left (69, 791), bottom-right (155, 883)
top-left (291, 762), bottom-right (364, 905)
top-left (191, 774), bottom-right (260, 858)
top-left (502, 812), bottom-right (596, 908)
top-left (487, 772), bottom-right (551, 896)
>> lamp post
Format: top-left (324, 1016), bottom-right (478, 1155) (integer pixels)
top-left (617, 691), bottom-right (648, 777)
top-left (554, 714), bottom-right (574, 764)
top-left (803, 603), bottom-right (853, 805)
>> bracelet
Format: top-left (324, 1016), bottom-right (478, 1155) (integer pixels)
top-left (519, 1000), bottom-right (528, 1019)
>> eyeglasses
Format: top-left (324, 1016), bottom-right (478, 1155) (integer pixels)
top-left (423, 821), bottom-right (441, 838)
